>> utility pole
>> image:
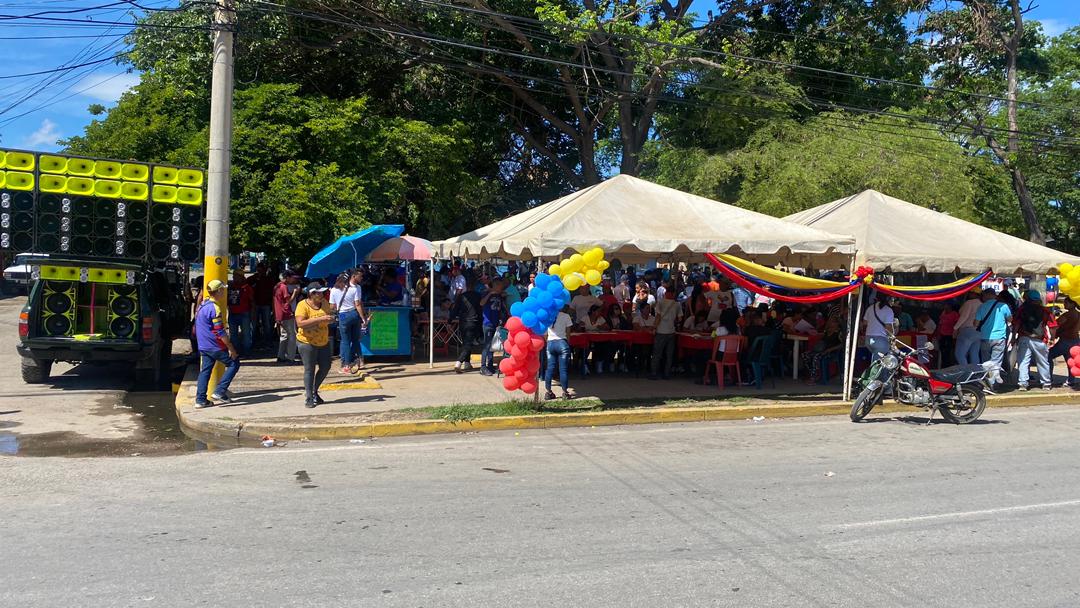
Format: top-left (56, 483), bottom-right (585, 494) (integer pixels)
top-left (204, 0), bottom-right (235, 394)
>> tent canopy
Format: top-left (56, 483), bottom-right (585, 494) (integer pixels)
top-left (784, 190), bottom-right (1080, 274)
top-left (306, 224), bottom-right (404, 278)
top-left (368, 235), bottom-right (434, 261)
top-left (434, 175), bottom-right (855, 267)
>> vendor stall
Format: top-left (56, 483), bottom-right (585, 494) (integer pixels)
top-left (361, 306), bottom-right (413, 357)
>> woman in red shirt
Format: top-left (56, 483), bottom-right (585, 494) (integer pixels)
top-left (936, 302), bottom-right (960, 367)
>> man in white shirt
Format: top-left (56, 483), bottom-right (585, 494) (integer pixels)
top-left (613, 275), bottom-right (631, 304)
top-left (650, 290), bottom-right (682, 379)
top-left (450, 266), bottom-right (467, 300)
top-left (655, 280), bottom-right (668, 302)
top-left (570, 287), bottom-right (601, 323)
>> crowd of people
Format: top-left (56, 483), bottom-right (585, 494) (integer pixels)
top-left (190, 258), bottom-right (1080, 410)
top-left (193, 263), bottom-right (398, 409)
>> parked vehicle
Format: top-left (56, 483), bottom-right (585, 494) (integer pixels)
top-left (2, 252), bottom-right (36, 295)
top-left (17, 255), bottom-right (192, 388)
top-left (851, 336), bottom-right (997, 424)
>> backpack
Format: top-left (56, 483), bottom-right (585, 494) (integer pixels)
top-left (1018, 302), bottom-right (1046, 339)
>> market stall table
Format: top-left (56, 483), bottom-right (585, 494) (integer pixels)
top-left (361, 306), bottom-right (413, 357)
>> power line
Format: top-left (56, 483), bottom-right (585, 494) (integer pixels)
top-left (0, 53), bottom-right (127, 80)
top-left (243, 0), bottom-right (1080, 152)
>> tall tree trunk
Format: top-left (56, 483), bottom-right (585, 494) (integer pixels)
top-left (1004, 0), bottom-right (1046, 245)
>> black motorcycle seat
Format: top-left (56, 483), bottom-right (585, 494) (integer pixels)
top-left (931, 364), bottom-right (986, 384)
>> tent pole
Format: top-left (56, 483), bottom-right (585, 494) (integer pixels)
top-left (429, 258), bottom-right (435, 369)
top-left (846, 286), bottom-right (865, 401)
top-left (842, 257), bottom-right (857, 400)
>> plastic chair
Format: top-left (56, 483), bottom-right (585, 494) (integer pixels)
top-left (704, 335), bottom-right (742, 388)
top-left (748, 333), bottom-right (779, 389)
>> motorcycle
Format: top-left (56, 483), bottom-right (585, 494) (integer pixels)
top-left (851, 337), bottom-right (998, 424)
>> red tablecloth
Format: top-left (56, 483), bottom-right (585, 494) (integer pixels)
top-left (568, 330), bottom-right (654, 349)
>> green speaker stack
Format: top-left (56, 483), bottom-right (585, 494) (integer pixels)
top-left (40, 280), bottom-right (76, 337)
top-left (107, 284), bottom-right (138, 339)
top-left (0, 148), bottom-right (205, 266)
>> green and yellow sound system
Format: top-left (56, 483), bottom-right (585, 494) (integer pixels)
top-left (0, 149), bottom-right (202, 265)
top-left (106, 284), bottom-right (138, 339)
top-left (40, 280), bottom-right (76, 337)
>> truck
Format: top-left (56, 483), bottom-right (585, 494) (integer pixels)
top-left (17, 256), bottom-right (192, 388)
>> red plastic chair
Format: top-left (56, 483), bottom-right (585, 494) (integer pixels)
top-left (704, 335), bottom-right (742, 388)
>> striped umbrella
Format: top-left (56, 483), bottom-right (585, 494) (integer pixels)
top-left (367, 235), bottom-right (434, 261)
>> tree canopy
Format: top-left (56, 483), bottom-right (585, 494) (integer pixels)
top-left (61, 0), bottom-right (1080, 262)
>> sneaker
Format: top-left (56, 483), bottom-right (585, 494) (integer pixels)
top-left (562, 390), bottom-right (576, 400)
top-left (455, 365), bottom-right (464, 374)
top-left (480, 368), bottom-right (494, 377)
top-left (339, 367), bottom-right (354, 375)
top-left (1017, 385), bottom-right (1029, 392)
top-left (210, 392), bottom-right (232, 404)
top-left (1042, 386), bottom-right (1053, 391)
top-left (314, 393), bottom-right (325, 405)
top-left (304, 399), bottom-right (316, 408)
top-left (194, 400), bottom-right (214, 409)
top-left (544, 390), bottom-right (557, 401)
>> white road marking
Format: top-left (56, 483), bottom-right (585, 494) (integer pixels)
top-left (835, 499), bottom-right (1080, 529)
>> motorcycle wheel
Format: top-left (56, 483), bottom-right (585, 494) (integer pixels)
top-left (938, 386), bottom-right (986, 424)
top-left (850, 384), bottom-right (883, 422)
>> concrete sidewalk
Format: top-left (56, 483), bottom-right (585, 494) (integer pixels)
top-left (174, 353), bottom-right (1080, 441)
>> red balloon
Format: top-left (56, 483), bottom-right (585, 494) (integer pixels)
top-left (511, 344), bottom-right (527, 360)
top-left (1070, 366), bottom-right (1080, 379)
top-left (499, 358), bottom-right (515, 375)
top-left (525, 356), bottom-right (541, 374)
top-left (502, 376), bottom-right (520, 391)
top-left (514, 368), bottom-right (530, 381)
top-left (506, 316), bottom-right (524, 332)
top-left (529, 336), bottom-right (546, 352)
top-left (520, 381), bottom-right (537, 394)
top-left (1070, 345), bottom-right (1080, 359)
top-left (514, 331), bottom-right (531, 348)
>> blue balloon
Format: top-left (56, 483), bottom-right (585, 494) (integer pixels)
top-left (510, 302), bottom-right (524, 318)
top-left (533, 322), bottom-right (547, 334)
top-left (535, 273), bottom-right (551, 290)
top-left (1048, 277), bottom-right (1060, 290)
top-left (561, 288), bottom-right (571, 301)
top-left (547, 280), bottom-right (563, 294)
top-left (522, 311), bottom-right (537, 327)
top-left (522, 298), bottom-right (539, 312)
top-left (535, 307), bottom-right (551, 323)
top-left (537, 290), bottom-right (554, 307)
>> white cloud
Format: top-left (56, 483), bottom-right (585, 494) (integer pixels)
top-left (75, 72), bottom-right (141, 102)
top-left (22, 119), bottom-right (62, 148)
top-left (1038, 18), bottom-right (1074, 39)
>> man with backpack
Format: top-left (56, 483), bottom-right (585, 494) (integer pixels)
top-left (1014, 290), bottom-right (1056, 391)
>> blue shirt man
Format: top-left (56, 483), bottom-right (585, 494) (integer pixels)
top-left (976, 292), bottom-right (1012, 385)
top-left (194, 279), bottom-right (241, 408)
top-left (732, 286), bottom-right (753, 313)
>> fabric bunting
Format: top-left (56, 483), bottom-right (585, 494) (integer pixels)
top-left (704, 253), bottom-right (989, 303)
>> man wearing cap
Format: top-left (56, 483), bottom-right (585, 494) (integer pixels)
top-left (1015, 289), bottom-right (1056, 391)
top-left (194, 280), bottom-right (241, 408)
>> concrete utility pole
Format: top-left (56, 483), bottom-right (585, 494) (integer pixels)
top-left (204, 0), bottom-right (236, 393)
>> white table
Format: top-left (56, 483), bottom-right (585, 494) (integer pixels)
top-left (786, 334), bottom-right (810, 380)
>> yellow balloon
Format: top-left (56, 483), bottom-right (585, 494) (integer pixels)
top-left (562, 273), bottom-right (582, 291)
top-left (1060, 278), bottom-right (1073, 293)
top-left (1069, 268), bottom-right (1080, 284)
top-left (585, 269), bottom-right (602, 286)
top-left (583, 247), bottom-right (603, 266)
top-left (548, 263), bottom-right (563, 277)
top-left (565, 253), bottom-right (584, 273)
top-left (1060, 263), bottom-right (1075, 276)
top-left (597, 260), bottom-right (610, 271)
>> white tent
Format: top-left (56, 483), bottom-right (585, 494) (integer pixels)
top-left (785, 189), bottom-right (1080, 274)
top-left (435, 174), bottom-right (855, 267)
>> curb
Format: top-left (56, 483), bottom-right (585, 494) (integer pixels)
top-left (174, 364), bottom-right (1080, 441)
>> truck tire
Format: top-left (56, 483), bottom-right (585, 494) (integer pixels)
top-left (21, 358), bottom-right (52, 384)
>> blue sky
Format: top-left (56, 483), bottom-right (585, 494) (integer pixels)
top-left (0, 0), bottom-right (1076, 154)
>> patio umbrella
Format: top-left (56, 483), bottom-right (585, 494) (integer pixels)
top-left (367, 235), bottom-right (434, 261)
top-left (305, 224), bottom-right (404, 278)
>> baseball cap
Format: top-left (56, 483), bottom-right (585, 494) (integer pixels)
top-left (206, 279), bottom-right (225, 292)
top-left (1026, 289), bottom-right (1041, 302)
top-left (303, 281), bottom-right (325, 295)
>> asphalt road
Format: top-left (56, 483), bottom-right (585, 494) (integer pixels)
top-left (0, 295), bottom-right (196, 456)
top-left (3, 405), bottom-right (1080, 607)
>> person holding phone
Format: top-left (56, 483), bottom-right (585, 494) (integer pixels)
top-left (295, 282), bottom-right (335, 408)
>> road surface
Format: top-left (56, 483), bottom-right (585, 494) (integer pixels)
top-left (3, 404), bottom-right (1080, 606)
top-left (0, 294), bottom-right (196, 456)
